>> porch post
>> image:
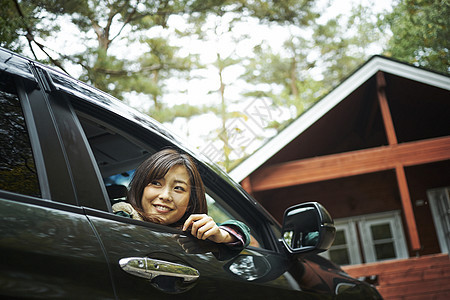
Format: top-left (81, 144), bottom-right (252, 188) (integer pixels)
top-left (241, 176), bottom-right (253, 195)
top-left (395, 165), bottom-right (421, 251)
top-left (377, 71), bottom-right (421, 252)
top-left (376, 71), bottom-right (397, 145)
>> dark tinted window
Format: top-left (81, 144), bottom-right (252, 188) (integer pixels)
top-left (0, 73), bottom-right (40, 197)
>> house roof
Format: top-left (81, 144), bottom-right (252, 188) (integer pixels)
top-left (229, 55), bottom-right (450, 183)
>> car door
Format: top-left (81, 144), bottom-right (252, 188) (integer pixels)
top-left (0, 52), bottom-right (114, 299)
top-left (86, 210), bottom-right (322, 299)
top-left (84, 179), bottom-right (325, 299)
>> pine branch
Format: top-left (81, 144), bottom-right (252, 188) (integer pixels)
top-left (12, 0), bottom-right (70, 75)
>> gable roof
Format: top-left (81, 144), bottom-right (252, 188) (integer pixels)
top-left (229, 55), bottom-right (450, 182)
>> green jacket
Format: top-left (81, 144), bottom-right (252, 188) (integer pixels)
top-left (218, 219), bottom-right (251, 249)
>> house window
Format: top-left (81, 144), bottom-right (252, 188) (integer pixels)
top-left (358, 214), bottom-right (408, 262)
top-left (321, 211), bottom-right (408, 265)
top-left (370, 223), bottom-right (396, 259)
top-left (329, 230), bottom-right (350, 265)
top-left (327, 221), bottom-right (361, 265)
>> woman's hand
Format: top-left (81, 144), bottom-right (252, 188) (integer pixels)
top-left (182, 214), bottom-right (237, 244)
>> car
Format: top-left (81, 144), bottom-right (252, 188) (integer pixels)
top-left (0, 46), bottom-right (382, 299)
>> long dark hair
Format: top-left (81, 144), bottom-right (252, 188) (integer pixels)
top-left (128, 149), bottom-right (207, 227)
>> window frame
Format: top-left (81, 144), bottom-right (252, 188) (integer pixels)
top-left (20, 65), bottom-right (81, 206)
top-left (327, 221), bottom-right (361, 265)
top-left (6, 70), bottom-right (77, 203)
top-left (0, 67), bottom-right (98, 222)
top-left (427, 187), bottom-right (450, 254)
top-left (358, 211), bottom-right (408, 262)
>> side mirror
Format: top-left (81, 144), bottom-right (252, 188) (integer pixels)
top-left (281, 202), bottom-right (335, 254)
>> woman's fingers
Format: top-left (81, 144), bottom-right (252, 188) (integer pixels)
top-left (183, 214), bottom-right (208, 231)
top-left (183, 214), bottom-right (232, 243)
top-left (201, 227), bottom-right (224, 242)
top-left (192, 218), bottom-right (215, 239)
top-left (183, 214), bottom-right (222, 240)
top-left (196, 220), bottom-right (216, 240)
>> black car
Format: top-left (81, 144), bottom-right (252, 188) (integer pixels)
top-left (0, 47), bottom-right (382, 299)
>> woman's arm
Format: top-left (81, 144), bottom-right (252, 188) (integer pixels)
top-left (218, 219), bottom-right (251, 248)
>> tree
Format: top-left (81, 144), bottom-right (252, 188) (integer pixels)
top-left (312, 4), bottom-right (385, 89)
top-left (0, 0), bottom-right (27, 51)
top-left (1, 0), bottom-right (328, 171)
top-left (241, 35), bottom-right (322, 125)
top-left (201, 16), bottom-right (249, 171)
top-left (0, 0), bottom-right (67, 70)
top-left (381, 0), bottom-right (450, 74)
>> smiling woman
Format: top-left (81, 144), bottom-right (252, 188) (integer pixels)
top-left (126, 149), bottom-right (207, 227)
top-left (141, 165), bottom-right (192, 225)
top-left (112, 149), bottom-right (251, 248)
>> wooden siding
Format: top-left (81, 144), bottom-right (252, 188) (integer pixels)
top-left (343, 254), bottom-right (450, 299)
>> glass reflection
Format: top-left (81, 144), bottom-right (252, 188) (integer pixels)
top-left (0, 72), bottom-right (40, 197)
top-left (283, 206), bottom-right (319, 251)
top-left (227, 255), bottom-right (270, 281)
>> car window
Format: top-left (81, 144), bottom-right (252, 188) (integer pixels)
top-left (205, 191), bottom-right (262, 248)
top-left (0, 72), bottom-right (40, 197)
top-left (205, 193), bottom-right (234, 223)
top-left (75, 111), bottom-right (265, 248)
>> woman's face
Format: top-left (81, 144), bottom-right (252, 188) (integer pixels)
top-left (141, 165), bottom-right (191, 225)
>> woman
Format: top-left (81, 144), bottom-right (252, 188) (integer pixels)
top-left (112, 149), bottom-right (250, 248)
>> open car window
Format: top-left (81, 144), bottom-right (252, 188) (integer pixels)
top-left (74, 111), bottom-right (265, 248)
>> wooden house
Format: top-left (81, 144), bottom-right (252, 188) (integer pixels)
top-left (230, 56), bottom-right (450, 299)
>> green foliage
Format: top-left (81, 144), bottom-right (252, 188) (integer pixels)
top-left (181, 0), bottom-right (318, 26)
top-left (314, 3), bottom-right (385, 87)
top-left (0, 0), bottom-right (60, 53)
top-left (240, 35), bottom-right (326, 128)
top-left (0, 0), bottom-right (25, 51)
top-left (381, 0), bottom-right (450, 74)
top-left (149, 103), bottom-right (214, 123)
top-left (240, 1), bottom-right (389, 135)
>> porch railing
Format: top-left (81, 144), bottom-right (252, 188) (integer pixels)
top-left (342, 253), bottom-right (450, 299)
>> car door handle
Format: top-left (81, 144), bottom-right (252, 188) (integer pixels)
top-left (119, 257), bottom-right (200, 283)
